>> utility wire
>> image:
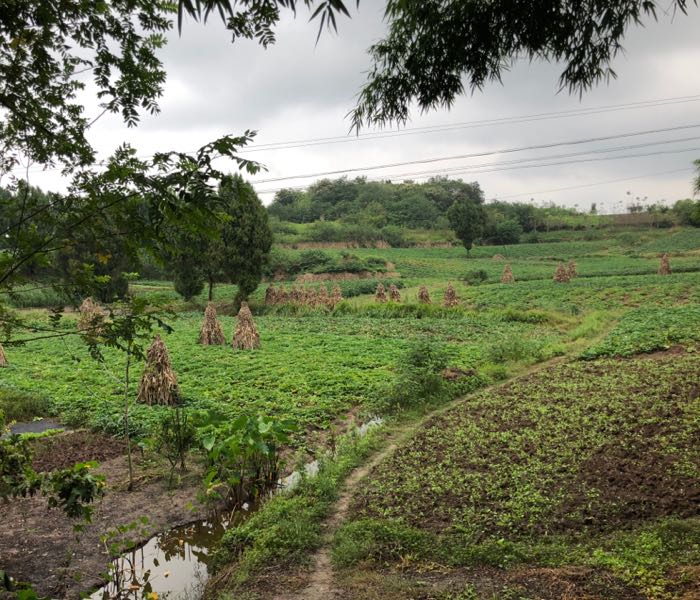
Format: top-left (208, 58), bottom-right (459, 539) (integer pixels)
top-left (7, 93), bottom-right (700, 174)
top-left (242, 94), bottom-right (700, 152)
top-left (250, 123), bottom-right (700, 184)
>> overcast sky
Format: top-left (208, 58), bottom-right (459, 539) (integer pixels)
top-left (15, 2), bottom-right (700, 214)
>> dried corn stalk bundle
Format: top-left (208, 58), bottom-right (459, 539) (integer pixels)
top-left (443, 282), bottom-right (459, 307)
top-left (199, 302), bottom-right (226, 345)
top-left (137, 335), bottom-right (180, 406)
top-left (0, 343), bottom-right (7, 367)
top-left (553, 262), bottom-right (571, 283)
top-left (289, 285), bottom-right (302, 304)
top-left (501, 264), bottom-right (514, 284)
top-left (317, 284), bottom-right (330, 307)
top-left (418, 285), bottom-right (431, 304)
top-left (276, 285), bottom-right (289, 305)
top-left (265, 284), bottom-right (277, 306)
top-left (329, 284), bottom-right (343, 309)
top-left (492, 254), bottom-right (505, 261)
top-left (389, 284), bottom-right (401, 302)
top-left (375, 283), bottom-right (387, 303)
top-left (232, 301), bottom-right (261, 350)
top-left (658, 253), bottom-right (671, 275)
top-left (303, 286), bottom-right (318, 307)
top-left (567, 260), bottom-right (578, 279)
top-left (77, 297), bottom-right (107, 335)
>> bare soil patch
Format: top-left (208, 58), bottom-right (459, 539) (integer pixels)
top-left (1, 439), bottom-right (207, 599)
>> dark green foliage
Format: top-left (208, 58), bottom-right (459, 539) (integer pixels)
top-left (45, 461), bottom-right (104, 521)
top-left (388, 338), bottom-right (450, 409)
top-left (492, 219), bottom-right (524, 245)
top-left (0, 436), bottom-right (40, 500)
top-left (163, 174), bottom-right (272, 304)
top-left (673, 198), bottom-right (700, 227)
top-left (173, 257), bottom-right (205, 301)
top-left (447, 196), bottom-right (487, 254)
top-left (462, 269), bottom-right (488, 285)
top-left (0, 388), bottom-right (49, 422)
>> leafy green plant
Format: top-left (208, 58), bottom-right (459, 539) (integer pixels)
top-left (200, 414), bottom-right (297, 508)
top-left (386, 338), bottom-right (450, 410)
top-left (154, 407), bottom-right (197, 485)
top-left (46, 461), bottom-right (105, 521)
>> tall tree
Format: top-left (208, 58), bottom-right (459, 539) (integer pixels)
top-left (447, 196), bottom-right (487, 256)
top-left (168, 175), bottom-right (272, 304)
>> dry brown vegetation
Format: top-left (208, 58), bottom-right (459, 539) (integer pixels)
top-left (388, 284), bottom-right (401, 302)
top-left (418, 285), bottom-right (431, 304)
top-left (443, 282), bottom-right (459, 307)
top-left (198, 302), bottom-right (226, 345)
top-left (501, 264), bottom-right (514, 284)
top-left (658, 253), bottom-right (672, 275)
top-left (136, 335), bottom-right (180, 406)
top-left (553, 262), bottom-right (571, 283)
top-left (232, 301), bottom-right (261, 350)
top-left (77, 297), bottom-right (106, 336)
top-left (375, 283), bottom-right (387, 303)
top-left (567, 260), bottom-right (578, 279)
top-left (0, 343), bottom-right (7, 367)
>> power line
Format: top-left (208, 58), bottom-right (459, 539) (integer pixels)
top-left (492, 167), bottom-right (694, 201)
top-left (242, 94), bottom-right (700, 152)
top-left (250, 123), bottom-right (700, 184)
top-left (254, 148), bottom-right (699, 196)
top-left (7, 93), bottom-right (700, 175)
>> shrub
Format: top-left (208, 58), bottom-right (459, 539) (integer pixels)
top-left (462, 269), bottom-right (488, 285)
top-left (332, 518), bottom-right (433, 568)
top-left (387, 338), bottom-right (450, 409)
top-left (0, 388), bottom-right (50, 422)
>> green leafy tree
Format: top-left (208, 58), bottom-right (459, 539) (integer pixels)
top-left (166, 174), bottom-right (272, 303)
top-left (694, 158), bottom-right (700, 196)
top-left (493, 219), bottom-right (524, 245)
top-left (219, 175), bottom-right (273, 304)
top-left (447, 197), bottom-right (487, 255)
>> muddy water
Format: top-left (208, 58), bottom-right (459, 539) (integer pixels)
top-left (89, 514), bottom-right (238, 599)
top-left (90, 418), bottom-right (384, 599)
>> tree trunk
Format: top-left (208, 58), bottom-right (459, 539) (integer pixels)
top-left (208, 279), bottom-right (214, 302)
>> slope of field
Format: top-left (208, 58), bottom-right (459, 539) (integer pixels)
top-left (335, 351), bottom-right (700, 599)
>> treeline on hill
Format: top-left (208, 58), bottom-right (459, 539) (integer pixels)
top-left (268, 176), bottom-right (700, 247)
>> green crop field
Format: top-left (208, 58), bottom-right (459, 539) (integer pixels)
top-left (2, 227), bottom-right (700, 600)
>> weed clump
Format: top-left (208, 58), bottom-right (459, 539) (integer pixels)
top-left (388, 284), bottom-right (401, 302)
top-left (375, 283), bottom-right (387, 303)
top-left (137, 335), bottom-right (180, 406)
top-left (77, 297), bottom-right (106, 336)
top-left (199, 302), bottom-right (226, 345)
top-left (658, 253), bottom-right (671, 275)
top-left (232, 302), bottom-right (261, 350)
top-left (501, 264), bottom-right (514, 284)
top-left (553, 262), bottom-right (571, 283)
top-left (418, 285), bottom-right (431, 304)
top-left (443, 282), bottom-right (459, 307)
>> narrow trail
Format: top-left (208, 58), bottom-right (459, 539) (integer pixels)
top-left (272, 353), bottom-right (584, 600)
top-left (275, 439), bottom-right (400, 600)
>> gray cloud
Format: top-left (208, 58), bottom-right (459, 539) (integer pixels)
top-left (19, 3), bottom-right (700, 214)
